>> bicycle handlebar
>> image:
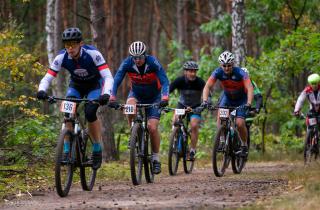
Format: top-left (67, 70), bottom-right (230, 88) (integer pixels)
top-left (47, 96), bottom-right (99, 104)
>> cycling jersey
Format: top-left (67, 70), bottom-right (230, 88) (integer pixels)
top-left (169, 76), bottom-right (205, 108)
top-left (251, 80), bottom-right (263, 111)
top-left (209, 67), bottom-right (250, 100)
top-left (111, 55), bottom-right (169, 101)
top-left (295, 85), bottom-right (320, 112)
top-left (38, 45), bottom-right (113, 95)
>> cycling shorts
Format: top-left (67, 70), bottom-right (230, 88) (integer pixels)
top-left (128, 91), bottom-right (161, 120)
top-left (219, 93), bottom-right (247, 119)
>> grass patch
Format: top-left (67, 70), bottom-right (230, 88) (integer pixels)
top-left (243, 161), bottom-right (320, 210)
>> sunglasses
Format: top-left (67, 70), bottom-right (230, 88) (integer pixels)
top-left (222, 64), bottom-right (232, 68)
top-left (64, 41), bottom-right (80, 49)
top-left (132, 55), bottom-right (145, 60)
top-left (310, 82), bottom-right (319, 86)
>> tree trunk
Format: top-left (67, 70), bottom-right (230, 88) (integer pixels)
top-left (176, 0), bottom-right (186, 57)
top-left (209, 0), bottom-right (225, 49)
top-left (89, 0), bottom-right (117, 161)
top-left (231, 0), bottom-right (246, 66)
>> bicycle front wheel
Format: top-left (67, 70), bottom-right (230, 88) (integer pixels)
top-left (212, 126), bottom-right (229, 177)
top-left (168, 127), bottom-right (181, 175)
top-left (231, 129), bottom-right (245, 174)
top-left (55, 128), bottom-right (74, 197)
top-left (144, 131), bottom-right (154, 183)
top-left (182, 132), bottom-right (194, 174)
top-left (129, 124), bottom-right (143, 185)
top-left (79, 129), bottom-right (97, 191)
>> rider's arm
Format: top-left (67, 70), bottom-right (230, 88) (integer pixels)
top-left (254, 94), bottom-right (263, 110)
top-left (99, 65), bottom-right (114, 95)
top-left (154, 59), bottom-right (169, 100)
top-left (244, 78), bottom-right (254, 105)
top-left (294, 90), bottom-right (307, 112)
top-left (38, 52), bottom-right (64, 91)
top-left (111, 60), bottom-right (128, 100)
top-left (203, 76), bottom-right (216, 102)
top-left (169, 77), bottom-right (181, 94)
top-left (86, 48), bottom-right (114, 95)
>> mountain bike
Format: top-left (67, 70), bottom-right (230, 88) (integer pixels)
top-left (163, 107), bottom-right (196, 175)
top-left (208, 105), bottom-right (247, 177)
top-left (298, 112), bottom-right (320, 164)
top-left (111, 103), bottom-right (160, 185)
top-left (48, 96), bottom-right (98, 197)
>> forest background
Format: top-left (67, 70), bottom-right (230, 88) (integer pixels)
top-left (0, 0), bottom-right (319, 196)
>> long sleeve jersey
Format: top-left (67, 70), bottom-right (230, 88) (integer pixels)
top-left (111, 55), bottom-right (169, 101)
top-left (294, 85), bottom-right (320, 112)
top-left (38, 45), bottom-right (113, 95)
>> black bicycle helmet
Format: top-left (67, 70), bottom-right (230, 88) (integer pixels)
top-left (183, 61), bottom-right (199, 70)
top-left (62, 27), bottom-right (82, 42)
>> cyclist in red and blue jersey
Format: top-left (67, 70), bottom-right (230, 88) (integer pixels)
top-left (202, 51), bottom-right (254, 157)
top-left (109, 41), bottom-right (169, 174)
top-left (37, 27), bottom-right (114, 169)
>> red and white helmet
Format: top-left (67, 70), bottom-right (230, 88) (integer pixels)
top-left (129, 41), bottom-right (146, 56)
top-left (218, 51), bottom-right (234, 64)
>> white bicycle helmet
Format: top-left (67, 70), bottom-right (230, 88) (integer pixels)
top-left (218, 51), bottom-right (235, 64)
top-left (129, 41), bottom-right (146, 56)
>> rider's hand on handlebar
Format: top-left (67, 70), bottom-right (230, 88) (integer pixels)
top-left (108, 100), bottom-right (120, 109)
top-left (99, 94), bottom-right (110, 105)
top-left (159, 100), bottom-right (169, 108)
top-left (294, 111), bottom-right (300, 117)
top-left (37, 90), bottom-right (48, 100)
top-left (200, 100), bottom-right (209, 108)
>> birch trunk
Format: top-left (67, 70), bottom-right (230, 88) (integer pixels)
top-left (231, 0), bottom-right (246, 66)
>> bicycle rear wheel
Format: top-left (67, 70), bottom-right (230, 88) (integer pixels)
top-left (144, 131), bottom-right (154, 183)
top-left (212, 126), bottom-right (229, 177)
top-left (129, 123), bottom-right (143, 185)
top-left (168, 127), bottom-right (181, 175)
top-left (183, 133), bottom-right (194, 174)
top-left (79, 129), bottom-right (97, 191)
top-left (55, 128), bottom-right (74, 197)
top-left (231, 129), bottom-right (245, 174)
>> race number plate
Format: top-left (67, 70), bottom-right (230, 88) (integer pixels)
top-left (309, 118), bottom-right (317, 126)
top-left (60, 101), bottom-right (77, 114)
top-left (175, 109), bottom-right (186, 116)
top-left (123, 104), bottom-right (136, 115)
top-left (219, 108), bottom-right (229, 118)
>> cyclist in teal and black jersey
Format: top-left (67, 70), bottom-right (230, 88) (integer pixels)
top-left (169, 61), bottom-right (206, 160)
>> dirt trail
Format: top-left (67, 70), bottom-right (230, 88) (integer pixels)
top-left (1, 162), bottom-right (294, 210)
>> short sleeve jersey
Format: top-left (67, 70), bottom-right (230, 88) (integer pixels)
top-left (170, 76), bottom-right (205, 108)
top-left (210, 66), bottom-right (250, 100)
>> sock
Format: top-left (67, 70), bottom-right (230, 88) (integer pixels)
top-left (93, 143), bottom-right (102, 152)
top-left (63, 142), bottom-right (70, 153)
top-left (152, 152), bottom-right (160, 162)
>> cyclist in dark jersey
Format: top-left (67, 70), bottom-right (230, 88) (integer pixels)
top-left (109, 41), bottom-right (169, 174)
top-left (169, 61), bottom-right (205, 160)
top-left (202, 51), bottom-right (254, 157)
top-left (37, 28), bottom-right (114, 169)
